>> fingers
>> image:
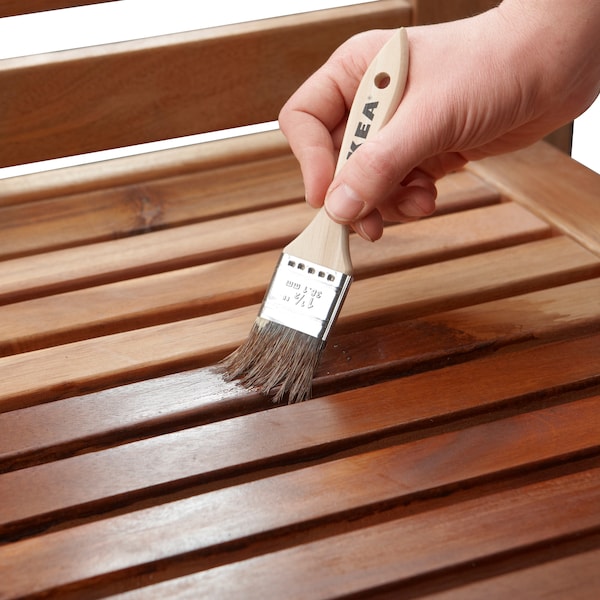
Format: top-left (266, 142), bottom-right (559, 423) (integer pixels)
top-left (279, 31), bottom-right (394, 208)
top-left (350, 169), bottom-right (438, 242)
top-left (279, 104), bottom-right (338, 209)
top-left (279, 27), bottom-right (470, 241)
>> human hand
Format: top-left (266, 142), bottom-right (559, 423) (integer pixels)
top-left (279, 0), bottom-right (600, 241)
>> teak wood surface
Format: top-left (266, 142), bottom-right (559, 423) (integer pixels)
top-left (1, 1), bottom-right (599, 599)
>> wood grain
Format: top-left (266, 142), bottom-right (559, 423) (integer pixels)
top-left (1, 333), bottom-right (598, 538)
top-left (469, 141), bottom-right (600, 257)
top-left (203, 467), bottom-right (600, 600)
top-left (1, 235), bottom-right (597, 412)
top-left (0, 129), bottom-right (290, 208)
top-left (99, 468), bottom-right (600, 599)
top-left (0, 202), bottom-right (549, 354)
top-left (0, 140), bottom-right (497, 262)
top-left (420, 547), bottom-right (600, 600)
top-left (0, 168), bottom-right (500, 296)
top-left (0, 1), bottom-right (411, 167)
top-left (1, 277), bottom-right (599, 473)
top-left (0, 154), bottom-right (305, 260)
top-left (1, 397), bottom-right (598, 597)
top-left (2, 3), bottom-right (599, 597)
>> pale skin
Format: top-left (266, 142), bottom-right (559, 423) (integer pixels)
top-left (278, 0), bottom-right (600, 242)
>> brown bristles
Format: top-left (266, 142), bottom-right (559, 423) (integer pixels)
top-left (220, 317), bottom-right (324, 403)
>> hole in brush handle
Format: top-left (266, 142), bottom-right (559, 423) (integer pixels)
top-left (374, 72), bottom-right (391, 89)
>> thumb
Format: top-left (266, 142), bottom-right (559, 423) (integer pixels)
top-left (323, 125), bottom-right (431, 224)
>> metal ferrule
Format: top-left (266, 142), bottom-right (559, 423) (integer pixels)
top-left (259, 253), bottom-right (352, 342)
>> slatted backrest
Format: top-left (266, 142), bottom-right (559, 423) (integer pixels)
top-left (0, 1), bottom-right (415, 168)
top-left (0, 0), bottom-right (571, 174)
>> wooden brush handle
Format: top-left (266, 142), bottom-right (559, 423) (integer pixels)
top-left (285, 28), bottom-right (410, 273)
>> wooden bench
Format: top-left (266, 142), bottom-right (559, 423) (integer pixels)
top-left (1, 1), bottom-right (599, 598)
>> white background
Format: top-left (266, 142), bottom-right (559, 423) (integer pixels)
top-left (0, 0), bottom-right (597, 178)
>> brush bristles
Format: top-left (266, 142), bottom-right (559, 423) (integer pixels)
top-left (220, 317), bottom-right (324, 403)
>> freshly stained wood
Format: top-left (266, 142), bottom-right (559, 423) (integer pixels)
top-left (109, 467), bottom-right (600, 599)
top-left (1, 236), bottom-right (597, 412)
top-left (1, 333), bottom-right (598, 537)
top-left (421, 548), bottom-right (600, 600)
top-left (1, 277), bottom-right (599, 472)
top-left (1, 398), bottom-right (598, 597)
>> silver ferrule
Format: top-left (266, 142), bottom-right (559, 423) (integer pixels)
top-left (259, 253), bottom-right (352, 342)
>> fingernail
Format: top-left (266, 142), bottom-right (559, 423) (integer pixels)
top-left (399, 195), bottom-right (435, 218)
top-left (355, 220), bottom-right (374, 243)
top-left (325, 184), bottom-right (366, 222)
top-left (400, 198), bottom-right (427, 217)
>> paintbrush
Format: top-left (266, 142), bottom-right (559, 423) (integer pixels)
top-left (221, 28), bottom-right (410, 402)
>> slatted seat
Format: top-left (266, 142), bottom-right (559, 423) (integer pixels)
top-left (1, 1), bottom-right (599, 598)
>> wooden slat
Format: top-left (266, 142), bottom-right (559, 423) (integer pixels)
top-left (0, 169), bottom-right (500, 301)
top-left (469, 141), bottom-right (600, 257)
top-left (1, 236), bottom-right (598, 412)
top-left (0, 5), bottom-right (597, 599)
top-left (1, 277), bottom-right (599, 472)
top-left (107, 467), bottom-right (600, 599)
top-left (1, 396), bottom-right (599, 597)
top-left (421, 547), bottom-right (600, 600)
top-left (338, 236), bottom-right (600, 333)
top-left (0, 202), bottom-right (548, 354)
top-left (0, 129), bottom-right (290, 208)
top-left (0, 141), bottom-right (498, 261)
top-left (0, 154), bottom-right (304, 260)
top-left (0, 0), bottom-right (411, 167)
top-left (1, 333), bottom-right (598, 538)
top-left (411, 0), bottom-right (499, 24)
top-left (0, 203), bottom-right (312, 304)
top-left (0, 0), bottom-right (116, 17)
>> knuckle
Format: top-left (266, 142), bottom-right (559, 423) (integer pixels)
top-left (351, 140), bottom-right (399, 187)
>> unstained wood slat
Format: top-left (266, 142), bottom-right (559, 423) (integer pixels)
top-left (0, 164), bottom-right (499, 288)
top-left (0, 202), bottom-right (550, 354)
top-left (469, 141), bottom-right (600, 257)
top-left (0, 154), bottom-right (304, 260)
top-left (0, 1), bottom-right (411, 167)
